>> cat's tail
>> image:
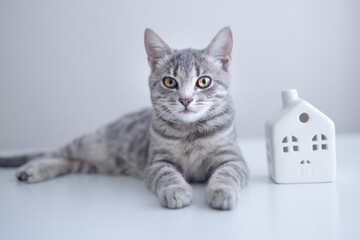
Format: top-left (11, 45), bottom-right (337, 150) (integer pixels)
top-left (0, 152), bottom-right (46, 167)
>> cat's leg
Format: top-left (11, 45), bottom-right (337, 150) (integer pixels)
top-left (16, 157), bottom-right (99, 183)
top-left (16, 157), bottom-right (74, 183)
top-left (206, 153), bottom-right (249, 210)
top-left (16, 131), bottom-right (110, 183)
top-left (146, 160), bottom-right (192, 209)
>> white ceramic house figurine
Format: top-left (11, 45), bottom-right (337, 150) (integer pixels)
top-left (265, 89), bottom-right (336, 183)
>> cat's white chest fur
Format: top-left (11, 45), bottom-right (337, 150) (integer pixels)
top-left (150, 121), bottom-right (236, 182)
top-left (171, 138), bottom-right (218, 182)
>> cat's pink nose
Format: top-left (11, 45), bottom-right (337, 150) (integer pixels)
top-left (179, 98), bottom-right (193, 107)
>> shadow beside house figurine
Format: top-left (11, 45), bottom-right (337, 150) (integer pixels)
top-left (266, 89), bottom-right (336, 184)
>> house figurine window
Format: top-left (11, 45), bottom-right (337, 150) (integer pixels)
top-left (312, 134), bottom-right (328, 151)
top-left (282, 136), bottom-right (299, 153)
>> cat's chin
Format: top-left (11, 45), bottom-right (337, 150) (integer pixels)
top-left (175, 114), bottom-right (201, 123)
top-left (173, 111), bottom-right (206, 123)
top-left (171, 105), bottom-right (212, 123)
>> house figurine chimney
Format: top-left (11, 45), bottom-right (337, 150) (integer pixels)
top-left (265, 89), bottom-right (336, 184)
top-left (282, 89), bottom-right (299, 108)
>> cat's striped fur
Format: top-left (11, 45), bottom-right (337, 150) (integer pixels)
top-left (0, 27), bottom-right (248, 210)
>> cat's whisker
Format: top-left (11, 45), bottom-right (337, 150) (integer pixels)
top-left (165, 111), bottom-right (173, 123)
top-left (155, 106), bottom-right (174, 121)
top-left (208, 105), bottom-right (233, 121)
top-left (130, 107), bottom-right (154, 122)
top-left (157, 110), bottom-right (170, 119)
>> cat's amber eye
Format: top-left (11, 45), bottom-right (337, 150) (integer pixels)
top-left (163, 77), bottom-right (178, 89)
top-left (196, 76), bottom-right (212, 88)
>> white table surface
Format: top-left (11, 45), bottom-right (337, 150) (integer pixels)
top-left (1, 133), bottom-right (360, 240)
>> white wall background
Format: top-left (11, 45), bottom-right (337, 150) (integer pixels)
top-left (0, 0), bottom-right (359, 150)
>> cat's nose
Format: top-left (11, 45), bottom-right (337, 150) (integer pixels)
top-left (179, 98), bottom-right (193, 107)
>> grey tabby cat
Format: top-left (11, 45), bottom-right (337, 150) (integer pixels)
top-left (0, 27), bottom-right (248, 210)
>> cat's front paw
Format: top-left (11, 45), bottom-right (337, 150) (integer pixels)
top-left (206, 185), bottom-right (238, 210)
top-left (158, 185), bottom-right (193, 209)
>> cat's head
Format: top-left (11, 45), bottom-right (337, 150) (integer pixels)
top-left (145, 27), bottom-right (233, 123)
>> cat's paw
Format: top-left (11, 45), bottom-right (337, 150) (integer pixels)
top-left (158, 185), bottom-right (193, 209)
top-left (206, 185), bottom-right (238, 210)
top-left (16, 162), bottom-right (47, 183)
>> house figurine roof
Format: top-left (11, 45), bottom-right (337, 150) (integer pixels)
top-left (266, 89), bottom-right (335, 131)
top-left (265, 89), bottom-right (336, 184)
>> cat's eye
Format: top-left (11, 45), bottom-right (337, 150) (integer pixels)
top-left (163, 77), bottom-right (178, 89)
top-left (196, 76), bottom-right (212, 89)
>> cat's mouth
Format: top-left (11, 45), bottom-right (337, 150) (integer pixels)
top-left (174, 106), bottom-right (208, 123)
top-left (179, 109), bottom-right (195, 114)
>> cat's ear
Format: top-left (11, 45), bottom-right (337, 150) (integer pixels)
top-left (144, 28), bottom-right (172, 70)
top-left (205, 27), bottom-right (233, 70)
